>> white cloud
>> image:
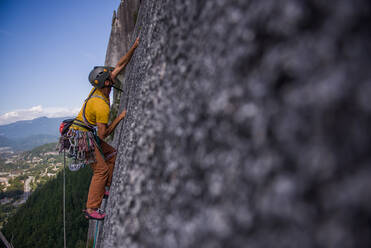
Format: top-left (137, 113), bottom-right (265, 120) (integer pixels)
top-left (0, 105), bottom-right (79, 125)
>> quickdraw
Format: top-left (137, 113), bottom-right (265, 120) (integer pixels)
top-left (58, 129), bottom-right (96, 170)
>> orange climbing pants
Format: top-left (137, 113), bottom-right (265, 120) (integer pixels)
top-left (86, 139), bottom-right (117, 209)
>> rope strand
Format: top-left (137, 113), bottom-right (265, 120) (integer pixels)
top-left (63, 150), bottom-right (67, 248)
top-left (93, 221), bottom-right (99, 248)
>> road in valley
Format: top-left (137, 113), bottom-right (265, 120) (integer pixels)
top-left (24, 176), bottom-right (33, 193)
top-left (14, 176), bottom-right (34, 206)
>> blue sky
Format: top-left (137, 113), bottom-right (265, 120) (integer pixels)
top-left (0, 0), bottom-right (121, 124)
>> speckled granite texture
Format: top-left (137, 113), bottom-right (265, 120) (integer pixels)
top-left (101, 0), bottom-right (371, 247)
top-left (105, 0), bottom-right (141, 127)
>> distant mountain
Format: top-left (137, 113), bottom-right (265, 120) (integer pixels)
top-left (13, 134), bottom-right (59, 151)
top-left (0, 116), bottom-right (71, 139)
top-left (0, 135), bottom-right (14, 148)
top-left (0, 116), bottom-right (72, 151)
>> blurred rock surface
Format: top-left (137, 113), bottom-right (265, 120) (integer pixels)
top-left (101, 0), bottom-right (371, 247)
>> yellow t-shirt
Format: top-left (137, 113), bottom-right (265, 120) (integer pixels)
top-left (71, 88), bottom-right (110, 131)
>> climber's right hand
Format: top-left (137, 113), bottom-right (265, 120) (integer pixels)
top-left (134, 37), bottom-right (140, 48)
top-left (119, 110), bottom-right (127, 120)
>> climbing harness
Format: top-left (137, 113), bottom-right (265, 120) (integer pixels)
top-left (58, 88), bottom-right (109, 171)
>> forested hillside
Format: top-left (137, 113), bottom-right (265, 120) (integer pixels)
top-left (0, 142), bottom-right (66, 228)
top-left (2, 166), bottom-right (92, 248)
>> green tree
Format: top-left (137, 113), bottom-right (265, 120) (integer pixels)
top-left (2, 165), bottom-right (92, 248)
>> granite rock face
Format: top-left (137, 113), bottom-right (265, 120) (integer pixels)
top-left (105, 0), bottom-right (141, 127)
top-left (105, 0), bottom-right (140, 67)
top-left (102, 0), bottom-right (371, 247)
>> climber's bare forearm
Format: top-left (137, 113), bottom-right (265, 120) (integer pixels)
top-left (115, 49), bottom-right (131, 68)
top-left (111, 37), bottom-right (139, 80)
top-left (111, 48), bottom-right (135, 79)
top-left (97, 110), bottom-right (127, 139)
top-left (111, 61), bottom-right (129, 80)
top-left (105, 116), bottom-right (123, 138)
top-left (97, 119), bottom-right (119, 139)
top-left (115, 37), bottom-right (139, 67)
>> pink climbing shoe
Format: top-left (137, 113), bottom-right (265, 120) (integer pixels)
top-left (84, 209), bottom-right (106, 220)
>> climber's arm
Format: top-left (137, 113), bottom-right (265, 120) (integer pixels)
top-left (110, 37), bottom-right (140, 80)
top-left (115, 37), bottom-right (139, 67)
top-left (96, 110), bottom-right (127, 139)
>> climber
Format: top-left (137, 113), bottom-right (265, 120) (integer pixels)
top-left (59, 37), bottom-right (140, 220)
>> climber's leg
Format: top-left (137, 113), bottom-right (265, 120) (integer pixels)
top-left (100, 141), bottom-right (117, 188)
top-left (86, 143), bottom-right (110, 210)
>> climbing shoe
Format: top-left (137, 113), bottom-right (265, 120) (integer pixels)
top-left (83, 209), bottom-right (105, 220)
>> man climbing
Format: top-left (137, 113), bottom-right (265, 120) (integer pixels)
top-left (59, 37), bottom-right (140, 220)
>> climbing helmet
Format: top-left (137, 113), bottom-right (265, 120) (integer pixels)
top-left (88, 66), bottom-right (115, 89)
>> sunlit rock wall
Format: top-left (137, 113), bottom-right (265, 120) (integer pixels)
top-left (102, 0), bottom-right (371, 247)
top-left (105, 0), bottom-right (141, 132)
